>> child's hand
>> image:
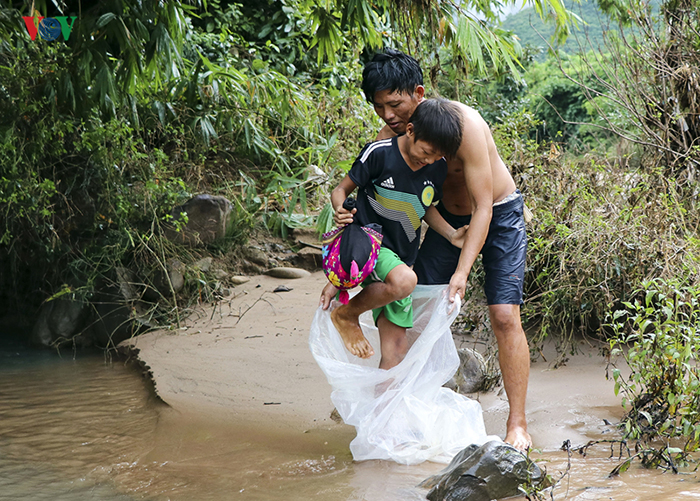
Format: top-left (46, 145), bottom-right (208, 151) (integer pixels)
top-left (320, 282), bottom-right (339, 310)
top-left (448, 225), bottom-right (469, 248)
top-left (334, 206), bottom-right (356, 227)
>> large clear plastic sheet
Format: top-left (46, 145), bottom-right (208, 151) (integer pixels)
top-left (309, 285), bottom-right (498, 465)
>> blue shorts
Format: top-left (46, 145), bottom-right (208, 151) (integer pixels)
top-left (413, 192), bottom-right (527, 305)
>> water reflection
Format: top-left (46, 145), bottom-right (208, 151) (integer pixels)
top-left (0, 330), bottom-right (698, 500)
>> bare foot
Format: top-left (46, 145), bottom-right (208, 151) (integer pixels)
top-left (330, 305), bottom-right (374, 358)
top-left (505, 423), bottom-right (532, 452)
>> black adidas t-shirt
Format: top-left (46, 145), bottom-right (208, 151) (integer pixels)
top-left (348, 136), bottom-right (447, 266)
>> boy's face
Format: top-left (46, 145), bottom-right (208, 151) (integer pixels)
top-left (372, 86), bottom-right (425, 135)
top-left (404, 126), bottom-right (444, 169)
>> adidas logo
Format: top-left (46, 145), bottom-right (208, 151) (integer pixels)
top-left (380, 177), bottom-right (395, 189)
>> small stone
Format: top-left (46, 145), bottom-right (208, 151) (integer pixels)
top-left (213, 269), bottom-right (229, 280)
top-left (241, 260), bottom-right (263, 275)
top-left (265, 267), bottom-right (310, 279)
top-left (230, 276), bottom-right (250, 285)
top-left (330, 408), bottom-right (343, 424)
top-left (194, 257), bottom-right (213, 272)
top-left (243, 246), bottom-right (269, 266)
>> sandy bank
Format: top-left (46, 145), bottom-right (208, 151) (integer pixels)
top-left (124, 270), bottom-right (624, 451)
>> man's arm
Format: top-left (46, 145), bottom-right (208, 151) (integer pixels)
top-left (448, 116), bottom-right (494, 305)
top-left (375, 124), bottom-right (396, 141)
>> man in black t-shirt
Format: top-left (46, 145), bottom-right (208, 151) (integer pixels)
top-left (323, 99), bottom-right (466, 370)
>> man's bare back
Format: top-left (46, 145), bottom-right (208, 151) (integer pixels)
top-left (436, 103), bottom-right (517, 216)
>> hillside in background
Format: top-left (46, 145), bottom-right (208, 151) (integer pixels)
top-left (502, 0), bottom-right (614, 57)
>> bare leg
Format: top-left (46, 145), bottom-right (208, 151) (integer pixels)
top-left (489, 303), bottom-right (531, 451)
top-left (376, 312), bottom-right (408, 369)
top-left (331, 264), bottom-right (416, 359)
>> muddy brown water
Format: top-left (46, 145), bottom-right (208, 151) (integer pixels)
top-left (1, 332), bottom-right (699, 500)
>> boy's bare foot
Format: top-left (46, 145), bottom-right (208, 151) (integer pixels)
top-left (505, 422), bottom-right (532, 452)
top-left (330, 305), bottom-right (374, 358)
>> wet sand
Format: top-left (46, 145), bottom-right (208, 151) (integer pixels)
top-left (124, 272), bottom-right (337, 431)
top-left (124, 271), bottom-right (624, 451)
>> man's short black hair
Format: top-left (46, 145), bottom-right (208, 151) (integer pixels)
top-left (361, 49), bottom-right (423, 104)
top-left (409, 99), bottom-right (463, 158)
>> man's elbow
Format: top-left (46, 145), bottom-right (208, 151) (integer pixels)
top-left (473, 204), bottom-right (493, 221)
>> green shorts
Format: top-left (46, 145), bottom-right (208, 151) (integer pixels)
top-left (362, 246), bottom-right (413, 329)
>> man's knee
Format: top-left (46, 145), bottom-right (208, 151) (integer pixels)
top-left (385, 265), bottom-right (417, 298)
top-left (489, 305), bottom-right (523, 337)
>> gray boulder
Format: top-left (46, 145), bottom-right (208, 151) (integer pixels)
top-left (88, 268), bottom-right (153, 349)
top-left (166, 194), bottom-right (232, 246)
top-left (242, 246), bottom-right (270, 267)
top-left (146, 259), bottom-right (186, 302)
top-left (420, 441), bottom-right (545, 501)
top-left (31, 297), bottom-right (89, 347)
top-left (89, 290), bottom-right (152, 349)
top-left (295, 246), bottom-right (323, 269)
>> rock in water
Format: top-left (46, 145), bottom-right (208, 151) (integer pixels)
top-left (265, 267), bottom-right (310, 279)
top-left (31, 298), bottom-right (89, 347)
top-left (420, 441), bottom-right (545, 501)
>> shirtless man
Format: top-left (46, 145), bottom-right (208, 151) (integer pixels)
top-left (321, 49), bottom-right (531, 451)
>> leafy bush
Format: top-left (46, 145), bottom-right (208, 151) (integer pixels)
top-left (608, 280), bottom-right (700, 468)
top-left (0, 0), bottom-right (378, 328)
top-left (521, 154), bottom-right (700, 346)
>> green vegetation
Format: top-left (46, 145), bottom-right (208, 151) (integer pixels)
top-left (609, 281), bottom-right (700, 470)
top-left (503, 0), bottom-right (613, 57)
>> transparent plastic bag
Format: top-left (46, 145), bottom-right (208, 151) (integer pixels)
top-left (309, 285), bottom-right (499, 465)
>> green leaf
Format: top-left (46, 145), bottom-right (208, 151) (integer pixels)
top-left (316, 203), bottom-right (335, 236)
top-left (96, 12), bottom-right (117, 29)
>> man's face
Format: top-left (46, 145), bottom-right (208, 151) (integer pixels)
top-left (372, 86), bottom-right (425, 135)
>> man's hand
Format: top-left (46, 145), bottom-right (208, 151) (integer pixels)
top-left (448, 225), bottom-right (469, 249)
top-left (334, 206), bottom-right (356, 227)
top-left (320, 282), bottom-right (339, 310)
top-left (448, 271), bottom-right (469, 314)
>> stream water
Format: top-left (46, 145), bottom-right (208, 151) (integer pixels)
top-left (1, 328), bottom-right (699, 501)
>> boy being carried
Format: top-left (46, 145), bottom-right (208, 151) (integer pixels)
top-left (325, 98), bottom-right (466, 369)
